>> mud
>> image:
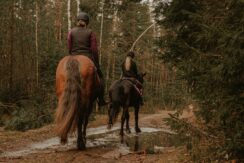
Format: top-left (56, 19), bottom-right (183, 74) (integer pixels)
top-left (0, 110), bottom-right (192, 162)
top-left (1, 126), bottom-right (177, 158)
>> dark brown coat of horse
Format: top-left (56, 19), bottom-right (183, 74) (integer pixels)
top-left (55, 55), bottom-right (100, 150)
top-left (107, 73), bottom-right (146, 142)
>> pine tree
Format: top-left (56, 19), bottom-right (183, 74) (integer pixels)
top-left (155, 0), bottom-right (244, 160)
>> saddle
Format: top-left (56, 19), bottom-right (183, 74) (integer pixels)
top-left (120, 77), bottom-right (143, 96)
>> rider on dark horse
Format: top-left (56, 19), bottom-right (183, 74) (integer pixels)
top-left (121, 51), bottom-right (143, 105)
top-left (68, 12), bottom-right (106, 106)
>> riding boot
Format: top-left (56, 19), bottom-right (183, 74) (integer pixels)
top-left (138, 87), bottom-right (144, 106)
top-left (97, 68), bottom-right (107, 106)
top-left (139, 96), bottom-right (144, 106)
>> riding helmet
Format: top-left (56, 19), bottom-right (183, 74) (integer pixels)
top-left (127, 51), bottom-right (135, 58)
top-left (77, 12), bottom-right (89, 25)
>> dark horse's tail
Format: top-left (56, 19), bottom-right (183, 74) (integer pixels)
top-left (55, 58), bottom-right (82, 144)
top-left (110, 100), bottom-right (121, 124)
top-left (108, 82), bottom-right (123, 127)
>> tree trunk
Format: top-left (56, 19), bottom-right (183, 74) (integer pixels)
top-left (35, 1), bottom-right (39, 87)
top-left (99, 0), bottom-right (104, 64)
top-left (67, 0), bottom-right (71, 31)
top-left (55, 0), bottom-right (62, 44)
top-left (111, 4), bottom-right (119, 81)
top-left (105, 56), bottom-right (111, 91)
top-left (76, 0), bottom-right (80, 14)
top-left (9, 0), bottom-right (15, 92)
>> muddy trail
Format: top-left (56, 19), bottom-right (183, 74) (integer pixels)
top-left (0, 110), bottom-right (193, 163)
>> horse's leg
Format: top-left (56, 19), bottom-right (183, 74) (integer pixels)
top-left (125, 110), bottom-right (131, 134)
top-left (77, 115), bottom-right (85, 150)
top-left (120, 107), bottom-right (127, 143)
top-left (107, 103), bottom-right (113, 129)
top-left (82, 116), bottom-right (88, 145)
top-left (83, 103), bottom-right (92, 145)
top-left (134, 106), bottom-right (141, 133)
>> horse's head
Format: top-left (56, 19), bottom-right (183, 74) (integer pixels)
top-left (137, 72), bottom-right (146, 84)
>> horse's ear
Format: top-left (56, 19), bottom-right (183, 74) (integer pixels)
top-left (142, 72), bottom-right (146, 77)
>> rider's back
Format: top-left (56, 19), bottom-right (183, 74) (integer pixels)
top-left (121, 56), bottom-right (138, 78)
top-left (69, 27), bottom-right (92, 56)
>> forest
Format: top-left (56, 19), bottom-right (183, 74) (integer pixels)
top-left (0, 0), bottom-right (243, 162)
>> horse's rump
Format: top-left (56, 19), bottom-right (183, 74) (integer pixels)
top-left (55, 58), bottom-right (81, 141)
top-left (55, 55), bottom-right (98, 143)
top-left (108, 79), bottom-right (136, 123)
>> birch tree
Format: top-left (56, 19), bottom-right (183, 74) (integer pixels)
top-left (67, 0), bottom-right (71, 31)
top-left (99, 0), bottom-right (105, 64)
top-left (76, 0), bottom-right (80, 14)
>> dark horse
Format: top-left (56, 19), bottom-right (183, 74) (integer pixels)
top-left (55, 55), bottom-right (101, 150)
top-left (107, 73), bottom-right (146, 142)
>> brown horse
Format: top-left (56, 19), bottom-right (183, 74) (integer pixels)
top-left (55, 55), bottom-right (100, 150)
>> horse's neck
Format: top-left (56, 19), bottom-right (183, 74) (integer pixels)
top-left (125, 56), bottom-right (132, 71)
top-left (120, 78), bottom-right (134, 87)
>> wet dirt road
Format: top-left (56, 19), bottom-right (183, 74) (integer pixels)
top-left (0, 110), bottom-right (192, 163)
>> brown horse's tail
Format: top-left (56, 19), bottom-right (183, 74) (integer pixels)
top-left (55, 58), bottom-right (82, 144)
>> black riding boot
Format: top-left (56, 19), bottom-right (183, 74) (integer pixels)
top-left (139, 96), bottom-right (144, 106)
top-left (97, 68), bottom-right (107, 106)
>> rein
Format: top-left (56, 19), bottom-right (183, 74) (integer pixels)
top-left (120, 77), bottom-right (143, 96)
top-left (120, 77), bottom-right (142, 85)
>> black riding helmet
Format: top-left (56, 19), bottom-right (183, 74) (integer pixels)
top-left (127, 51), bottom-right (135, 58)
top-left (77, 12), bottom-right (89, 25)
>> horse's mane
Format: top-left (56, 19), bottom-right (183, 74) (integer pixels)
top-left (125, 56), bottom-right (132, 71)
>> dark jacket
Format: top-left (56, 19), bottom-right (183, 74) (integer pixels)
top-left (68, 27), bottom-right (99, 64)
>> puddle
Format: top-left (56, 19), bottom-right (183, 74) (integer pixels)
top-left (1, 125), bottom-right (180, 158)
top-left (124, 131), bottom-right (185, 152)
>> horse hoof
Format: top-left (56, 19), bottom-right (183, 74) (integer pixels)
top-left (120, 138), bottom-right (124, 144)
top-left (135, 128), bottom-right (141, 133)
top-left (61, 138), bottom-right (67, 145)
top-left (83, 138), bottom-right (87, 145)
top-left (120, 131), bottom-right (124, 136)
top-left (126, 129), bottom-right (131, 134)
top-left (107, 124), bottom-right (112, 130)
top-left (77, 143), bottom-right (86, 150)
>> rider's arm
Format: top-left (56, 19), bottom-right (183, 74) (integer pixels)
top-left (121, 62), bottom-right (125, 78)
top-left (68, 31), bottom-right (72, 54)
top-left (134, 61), bottom-right (139, 78)
top-left (90, 32), bottom-right (99, 64)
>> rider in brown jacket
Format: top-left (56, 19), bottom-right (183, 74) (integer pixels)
top-left (68, 12), bottom-right (106, 106)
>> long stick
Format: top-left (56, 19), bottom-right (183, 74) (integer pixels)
top-left (130, 22), bottom-right (156, 51)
